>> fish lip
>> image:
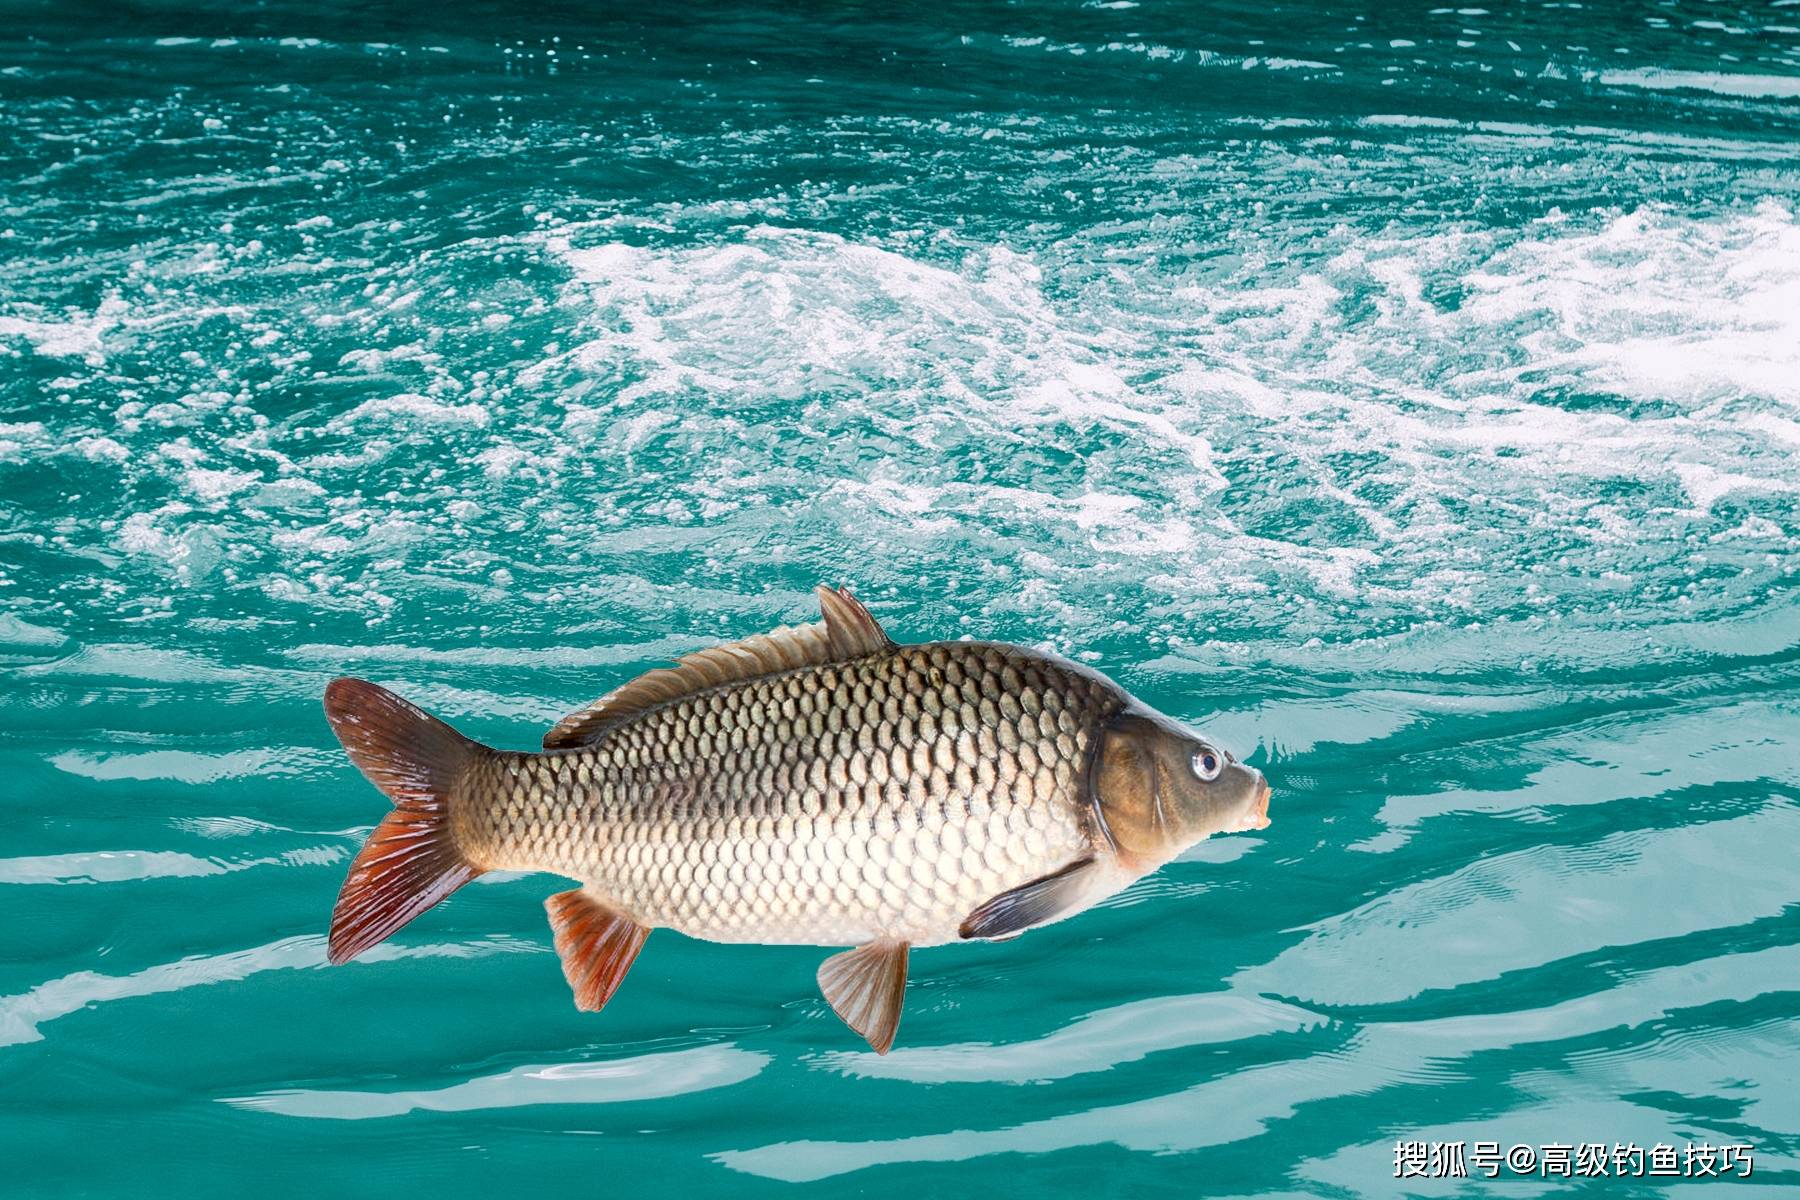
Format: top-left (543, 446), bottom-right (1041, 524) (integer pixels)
top-left (1248, 777), bottom-right (1272, 831)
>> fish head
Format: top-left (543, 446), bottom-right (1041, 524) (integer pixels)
top-left (1089, 706), bottom-right (1271, 868)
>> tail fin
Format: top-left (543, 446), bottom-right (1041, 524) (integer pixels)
top-left (322, 677), bottom-right (488, 965)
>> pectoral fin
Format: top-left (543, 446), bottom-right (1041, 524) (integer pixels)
top-left (817, 940), bottom-right (909, 1054)
top-left (959, 856), bottom-right (1100, 940)
top-left (545, 889), bottom-right (650, 1013)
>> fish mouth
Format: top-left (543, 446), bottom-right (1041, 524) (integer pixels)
top-left (1246, 777), bottom-right (1272, 831)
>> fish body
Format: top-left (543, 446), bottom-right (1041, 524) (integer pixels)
top-left (460, 640), bottom-right (1125, 948)
top-left (324, 587), bottom-right (1271, 1051)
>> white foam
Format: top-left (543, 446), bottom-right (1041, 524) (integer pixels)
top-left (185, 466), bottom-right (261, 502)
top-left (28, 186), bottom-right (1792, 648)
top-left (1453, 199), bottom-right (1800, 407)
top-left (546, 222), bottom-right (1228, 503)
top-left (475, 443), bottom-right (527, 478)
top-left (77, 436), bottom-right (129, 463)
top-left (1141, 200), bottom-right (1800, 618)
top-left (0, 421), bottom-right (48, 461)
top-left (0, 298), bottom-right (125, 365)
top-left (339, 392), bottom-right (491, 428)
top-left (532, 201), bottom-right (1800, 636)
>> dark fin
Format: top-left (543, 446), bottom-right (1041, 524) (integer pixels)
top-left (323, 677), bottom-right (487, 965)
top-left (817, 939), bottom-right (909, 1054)
top-left (545, 889), bottom-right (651, 1012)
top-left (959, 856), bottom-right (1100, 941)
top-left (542, 584), bottom-right (897, 750)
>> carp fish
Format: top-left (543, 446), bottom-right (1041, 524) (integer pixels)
top-left (323, 586), bottom-right (1271, 1052)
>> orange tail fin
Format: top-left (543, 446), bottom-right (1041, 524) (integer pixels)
top-left (322, 677), bottom-right (488, 964)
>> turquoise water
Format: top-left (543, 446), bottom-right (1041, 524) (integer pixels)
top-left (4, 0), bottom-right (1799, 1194)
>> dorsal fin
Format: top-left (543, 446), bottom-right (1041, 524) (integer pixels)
top-left (542, 585), bottom-right (896, 750)
top-left (816, 585), bottom-right (892, 659)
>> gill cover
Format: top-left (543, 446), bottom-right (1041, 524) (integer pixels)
top-left (1088, 709), bottom-right (1179, 868)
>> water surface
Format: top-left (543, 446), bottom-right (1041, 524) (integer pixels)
top-left (3, 1), bottom-right (1798, 1195)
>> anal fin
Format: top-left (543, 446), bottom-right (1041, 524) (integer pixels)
top-left (959, 856), bottom-right (1099, 940)
top-left (817, 940), bottom-right (909, 1054)
top-left (545, 889), bottom-right (650, 1012)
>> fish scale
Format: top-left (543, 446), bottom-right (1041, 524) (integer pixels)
top-left (458, 642), bottom-right (1122, 947)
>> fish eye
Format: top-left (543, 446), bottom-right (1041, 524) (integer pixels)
top-left (1191, 748), bottom-right (1222, 782)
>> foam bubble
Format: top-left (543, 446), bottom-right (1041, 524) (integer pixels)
top-left (338, 393), bottom-right (491, 429)
top-left (0, 298), bottom-right (125, 365)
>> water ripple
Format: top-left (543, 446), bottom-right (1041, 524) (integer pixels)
top-left (225, 1045), bottom-right (769, 1119)
top-left (814, 992), bottom-right (1325, 1084)
top-left (1239, 803), bottom-right (1800, 1007)
top-left (0, 936), bottom-right (534, 1048)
